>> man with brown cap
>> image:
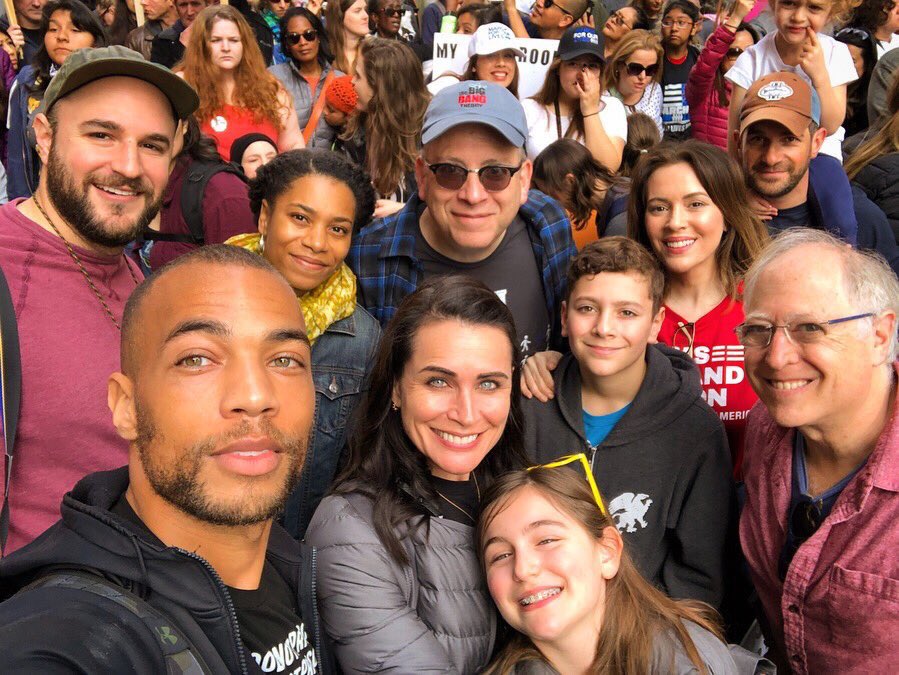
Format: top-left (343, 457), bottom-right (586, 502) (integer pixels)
top-left (0, 46), bottom-right (198, 554)
top-left (735, 71), bottom-right (899, 275)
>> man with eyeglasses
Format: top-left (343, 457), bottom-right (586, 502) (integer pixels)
top-left (735, 71), bottom-right (899, 276)
top-left (736, 227), bottom-right (899, 675)
top-left (504, 0), bottom-right (588, 40)
top-left (348, 81), bottom-right (576, 360)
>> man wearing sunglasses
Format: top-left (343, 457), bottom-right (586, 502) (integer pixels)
top-left (504, 0), bottom-right (588, 40)
top-left (737, 228), bottom-right (899, 675)
top-left (348, 81), bottom-right (576, 360)
top-left (735, 72), bottom-right (899, 276)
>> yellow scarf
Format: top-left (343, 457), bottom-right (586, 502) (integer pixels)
top-left (225, 232), bottom-right (357, 345)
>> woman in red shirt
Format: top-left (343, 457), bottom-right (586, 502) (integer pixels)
top-left (178, 5), bottom-right (303, 160)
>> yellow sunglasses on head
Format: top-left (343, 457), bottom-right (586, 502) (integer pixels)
top-left (527, 453), bottom-right (607, 517)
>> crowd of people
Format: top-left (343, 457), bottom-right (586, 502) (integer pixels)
top-left (0, 0), bottom-right (896, 672)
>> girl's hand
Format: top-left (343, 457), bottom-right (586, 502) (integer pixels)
top-left (727, 0), bottom-right (756, 23)
top-left (6, 24), bottom-right (24, 49)
top-left (799, 27), bottom-right (828, 87)
top-left (575, 68), bottom-right (602, 116)
top-left (373, 199), bottom-right (405, 219)
top-left (521, 350), bottom-right (562, 401)
top-left (748, 192), bottom-right (778, 221)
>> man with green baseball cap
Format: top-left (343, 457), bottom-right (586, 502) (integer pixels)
top-left (0, 46), bottom-right (198, 557)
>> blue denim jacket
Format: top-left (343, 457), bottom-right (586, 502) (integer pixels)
top-left (281, 305), bottom-right (381, 540)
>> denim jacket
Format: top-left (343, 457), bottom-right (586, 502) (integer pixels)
top-left (282, 305), bottom-right (381, 540)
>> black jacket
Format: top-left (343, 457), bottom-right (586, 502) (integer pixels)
top-left (0, 468), bottom-right (334, 674)
top-left (522, 344), bottom-right (733, 608)
top-left (150, 20), bottom-right (186, 69)
top-left (852, 152), bottom-right (899, 244)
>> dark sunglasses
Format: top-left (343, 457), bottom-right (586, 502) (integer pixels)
top-left (427, 163), bottom-right (524, 192)
top-left (286, 29), bottom-right (319, 45)
top-left (380, 6), bottom-right (402, 16)
top-left (726, 47), bottom-right (744, 58)
top-left (624, 61), bottom-right (659, 77)
top-left (790, 497), bottom-right (825, 547)
top-left (542, 0), bottom-right (573, 16)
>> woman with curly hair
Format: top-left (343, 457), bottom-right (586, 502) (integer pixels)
top-left (340, 38), bottom-right (429, 216)
top-left (178, 4), bottom-right (303, 160)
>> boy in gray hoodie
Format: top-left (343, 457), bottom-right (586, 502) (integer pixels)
top-left (523, 237), bottom-right (733, 608)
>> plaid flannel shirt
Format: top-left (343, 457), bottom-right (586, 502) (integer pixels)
top-left (347, 190), bottom-right (576, 350)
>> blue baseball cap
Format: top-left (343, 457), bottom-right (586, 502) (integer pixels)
top-left (421, 81), bottom-right (528, 148)
top-left (557, 26), bottom-right (604, 63)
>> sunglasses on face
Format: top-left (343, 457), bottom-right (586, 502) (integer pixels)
top-left (608, 11), bottom-right (633, 27)
top-left (427, 162), bottom-right (524, 192)
top-left (726, 46), bottom-right (744, 58)
top-left (624, 61), bottom-right (659, 77)
top-left (379, 6), bottom-right (402, 16)
top-left (542, 0), bottom-right (573, 16)
top-left (286, 29), bottom-right (318, 44)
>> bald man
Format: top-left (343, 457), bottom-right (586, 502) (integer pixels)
top-left (0, 245), bottom-right (334, 674)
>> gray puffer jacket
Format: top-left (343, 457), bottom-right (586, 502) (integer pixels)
top-left (305, 491), bottom-right (496, 674)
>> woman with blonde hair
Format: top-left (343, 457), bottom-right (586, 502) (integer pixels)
top-left (603, 28), bottom-right (664, 136)
top-left (340, 38), bottom-right (429, 215)
top-left (325, 0), bottom-right (369, 76)
top-left (477, 465), bottom-right (772, 673)
top-left (178, 4), bottom-right (303, 160)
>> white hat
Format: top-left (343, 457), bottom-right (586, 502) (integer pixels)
top-left (467, 23), bottom-right (525, 59)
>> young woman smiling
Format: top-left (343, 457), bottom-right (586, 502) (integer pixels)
top-left (227, 149), bottom-right (380, 538)
top-left (477, 466), bottom-right (771, 673)
top-left (305, 276), bottom-right (529, 673)
top-left (325, 0), bottom-right (369, 76)
top-left (179, 5), bottom-right (303, 161)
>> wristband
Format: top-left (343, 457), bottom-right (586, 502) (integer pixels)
top-left (583, 111), bottom-right (599, 118)
top-left (724, 22), bottom-right (739, 31)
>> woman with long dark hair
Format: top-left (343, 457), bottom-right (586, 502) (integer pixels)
top-left (269, 7), bottom-right (340, 149)
top-left (305, 275), bottom-right (530, 673)
top-left (324, 0), bottom-right (368, 75)
top-left (478, 466), bottom-right (771, 673)
top-left (340, 37), bottom-right (428, 214)
top-left (7, 0), bottom-right (107, 199)
top-left (177, 5), bottom-right (303, 160)
top-left (524, 26), bottom-right (627, 170)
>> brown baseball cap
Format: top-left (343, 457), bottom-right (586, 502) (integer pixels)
top-left (738, 71), bottom-right (821, 138)
top-left (37, 45), bottom-right (199, 120)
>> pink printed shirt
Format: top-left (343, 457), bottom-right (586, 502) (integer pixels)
top-left (740, 362), bottom-right (899, 675)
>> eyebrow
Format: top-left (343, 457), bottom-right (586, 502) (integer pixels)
top-left (163, 320), bottom-right (310, 348)
top-left (80, 119), bottom-right (172, 149)
top-left (286, 202), bottom-right (353, 224)
top-left (571, 296), bottom-right (645, 307)
top-left (483, 520), bottom-right (568, 549)
top-left (419, 365), bottom-right (510, 380)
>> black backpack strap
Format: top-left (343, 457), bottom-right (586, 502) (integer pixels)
top-left (144, 160), bottom-right (247, 245)
top-left (0, 264), bottom-right (21, 558)
top-left (23, 571), bottom-right (212, 674)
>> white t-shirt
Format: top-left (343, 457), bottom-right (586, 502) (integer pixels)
top-left (725, 31), bottom-right (857, 161)
top-left (877, 33), bottom-right (899, 59)
top-left (610, 82), bottom-right (664, 137)
top-left (521, 94), bottom-right (628, 160)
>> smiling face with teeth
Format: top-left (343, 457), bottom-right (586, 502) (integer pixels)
top-left (392, 319), bottom-right (514, 481)
top-left (643, 162), bottom-right (726, 287)
top-left (742, 245), bottom-right (893, 436)
top-left (482, 485), bottom-right (620, 656)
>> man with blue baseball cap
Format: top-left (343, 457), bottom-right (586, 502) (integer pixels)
top-left (736, 72), bottom-right (899, 275)
top-left (348, 80), bottom-right (576, 359)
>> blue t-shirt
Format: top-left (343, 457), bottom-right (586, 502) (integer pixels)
top-left (582, 404), bottom-right (631, 448)
top-left (778, 432), bottom-right (866, 579)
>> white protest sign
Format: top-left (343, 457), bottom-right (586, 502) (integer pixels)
top-left (429, 33), bottom-right (559, 100)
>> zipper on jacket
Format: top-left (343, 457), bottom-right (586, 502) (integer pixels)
top-left (174, 546), bottom-right (249, 675)
top-left (311, 547), bottom-right (324, 673)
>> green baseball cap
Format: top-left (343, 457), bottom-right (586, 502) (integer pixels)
top-left (37, 46), bottom-right (199, 120)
